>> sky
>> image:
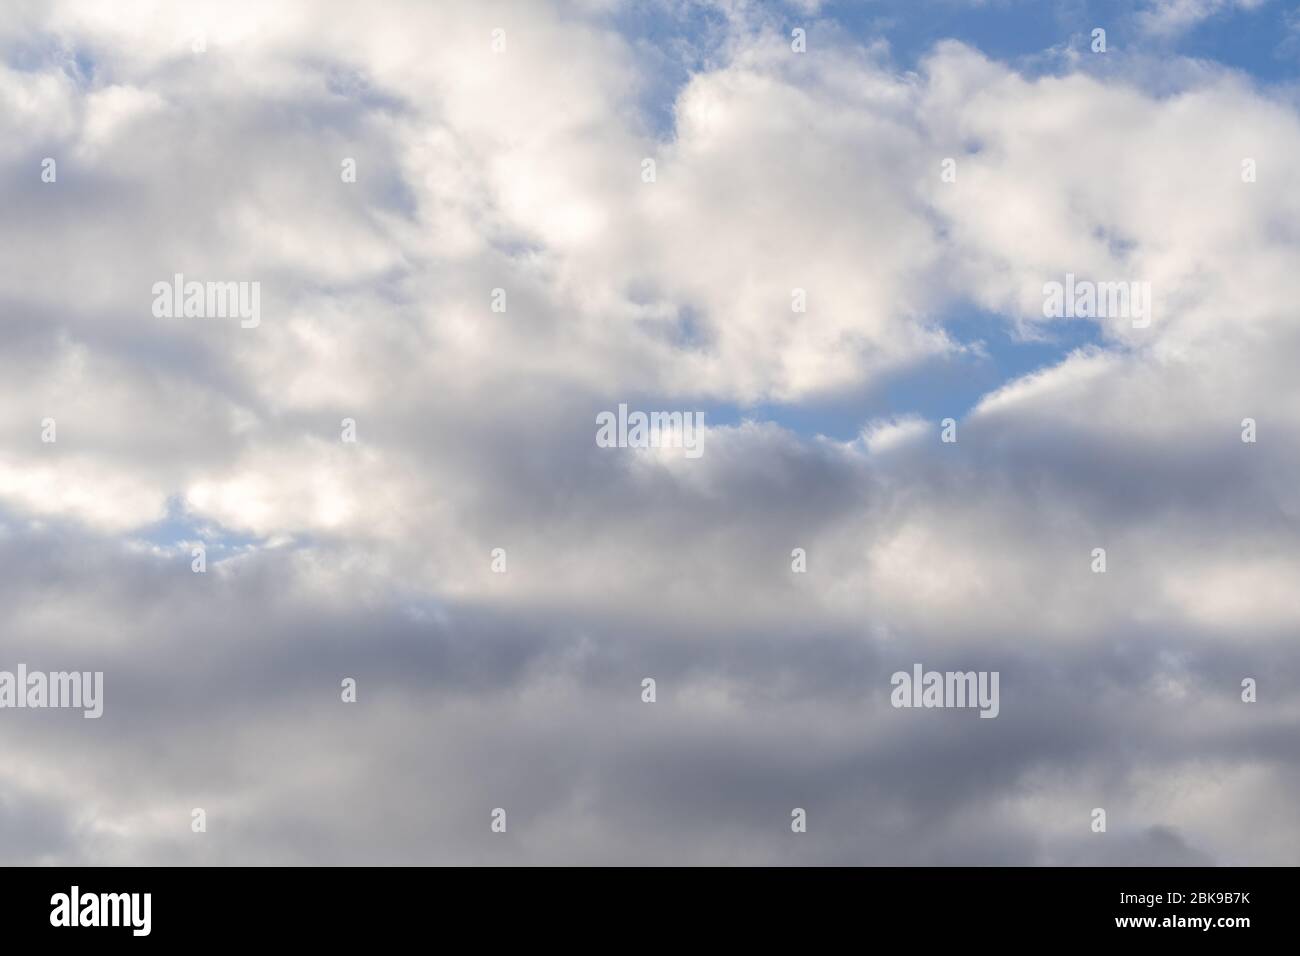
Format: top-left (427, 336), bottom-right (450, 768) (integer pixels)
top-left (1, 0), bottom-right (1299, 865)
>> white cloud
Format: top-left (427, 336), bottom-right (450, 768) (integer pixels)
top-left (2, 0), bottom-right (1298, 865)
top-left (1138, 0), bottom-right (1271, 39)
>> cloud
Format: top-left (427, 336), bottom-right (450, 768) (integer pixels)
top-left (1137, 0), bottom-right (1271, 39)
top-left (1, 0), bottom-right (1297, 864)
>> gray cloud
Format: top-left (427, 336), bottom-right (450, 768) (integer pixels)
top-left (1, 0), bottom-right (1298, 865)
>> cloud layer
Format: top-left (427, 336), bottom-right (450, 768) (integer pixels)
top-left (1, 0), bottom-right (1298, 864)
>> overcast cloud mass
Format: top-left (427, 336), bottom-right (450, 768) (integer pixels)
top-left (2, 0), bottom-right (1299, 865)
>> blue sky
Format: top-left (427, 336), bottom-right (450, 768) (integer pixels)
top-left (814, 0), bottom-right (1300, 80)
top-left (656, 0), bottom-right (1300, 79)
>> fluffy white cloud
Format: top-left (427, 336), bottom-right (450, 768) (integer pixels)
top-left (1138, 0), bottom-right (1270, 38)
top-left (1, 0), bottom-right (1297, 865)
